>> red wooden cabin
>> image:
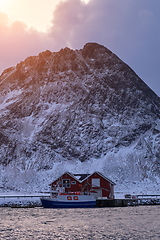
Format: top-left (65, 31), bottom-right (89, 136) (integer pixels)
top-left (50, 172), bottom-right (115, 199)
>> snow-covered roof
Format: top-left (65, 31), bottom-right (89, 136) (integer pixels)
top-left (50, 171), bottom-right (116, 185)
top-left (73, 174), bottom-right (90, 181)
top-left (79, 172), bottom-right (116, 185)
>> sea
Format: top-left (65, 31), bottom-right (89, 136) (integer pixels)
top-left (0, 205), bottom-right (160, 240)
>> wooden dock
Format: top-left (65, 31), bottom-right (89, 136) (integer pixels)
top-left (96, 199), bottom-right (137, 207)
top-left (96, 195), bottom-right (160, 207)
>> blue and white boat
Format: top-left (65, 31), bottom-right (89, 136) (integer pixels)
top-left (40, 193), bottom-right (96, 208)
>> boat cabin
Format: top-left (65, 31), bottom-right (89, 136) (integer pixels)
top-left (50, 172), bottom-right (115, 199)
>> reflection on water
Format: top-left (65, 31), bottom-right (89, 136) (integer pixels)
top-left (0, 206), bottom-right (160, 239)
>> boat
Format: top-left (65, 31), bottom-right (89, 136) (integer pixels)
top-left (40, 192), bottom-right (96, 208)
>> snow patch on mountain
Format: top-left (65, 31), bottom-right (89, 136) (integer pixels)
top-left (0, 89), bottom-right (22, 112)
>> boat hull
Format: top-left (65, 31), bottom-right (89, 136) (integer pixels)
top-left (41, 197), bottom-right (96, 208)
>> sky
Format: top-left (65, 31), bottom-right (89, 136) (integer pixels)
top-left (0, 0), bottom-right (159, 96)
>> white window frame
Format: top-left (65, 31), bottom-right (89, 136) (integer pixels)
top-left (92, 178), bottom-right (100, 187)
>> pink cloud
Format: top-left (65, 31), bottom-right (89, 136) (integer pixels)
top-left (0, 12), bottom-right (46, 72)
top-left (48, 0), bottom-right (90, 48)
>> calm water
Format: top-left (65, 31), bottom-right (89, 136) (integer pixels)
top-left (0, 206), bottom-right (160, 239)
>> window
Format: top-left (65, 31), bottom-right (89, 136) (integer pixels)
top-left (71, 181), bottom-right (76, 185)
top-left (92, 178), bottom-right (100, 187)
top-left (62, 179), bottom-right (70, 188)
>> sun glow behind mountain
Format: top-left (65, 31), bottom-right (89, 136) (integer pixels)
top-left (81, 0), bottom-right (90, 3)
top-left (0, 0), bottom-right (90, 32)
top-left (0, 0), bottom-right (60, 32)
top-left (0, 0), bottom-right (10, 12)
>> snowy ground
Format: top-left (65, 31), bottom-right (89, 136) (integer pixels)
top-left (0, 157), bottom-right (159, 206)
top-left (0, 192), bottom-right (50, 207)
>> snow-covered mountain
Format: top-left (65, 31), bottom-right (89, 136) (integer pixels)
top-left (0, 42), bottom-right (160, 194)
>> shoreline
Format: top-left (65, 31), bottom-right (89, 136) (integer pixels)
top-left (1, 198), bottom-right (160, 208)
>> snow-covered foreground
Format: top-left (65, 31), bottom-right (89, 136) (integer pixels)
top-left (0, 196), bottom-right (42, 207)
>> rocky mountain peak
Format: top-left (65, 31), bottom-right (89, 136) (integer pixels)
top-left (0, 42), bottom-right (160, 191)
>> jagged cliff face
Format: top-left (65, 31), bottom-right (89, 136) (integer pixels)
top-left (0, 42), bottom-right (160, 188)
